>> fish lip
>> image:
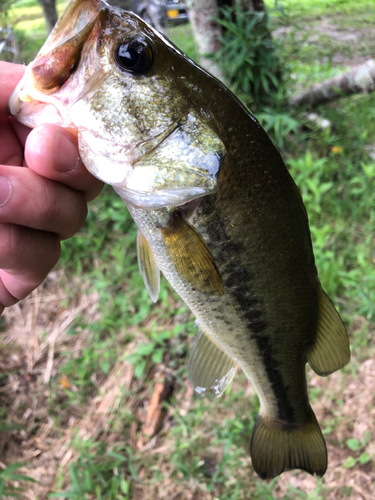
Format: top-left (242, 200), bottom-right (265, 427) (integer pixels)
top-left (8, 80), bottom-right (23, 118)
top-left (9, 83), bottom-right (76, 129)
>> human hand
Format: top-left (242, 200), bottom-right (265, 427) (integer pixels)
top-left (0, 61), bottom-right (103, 314)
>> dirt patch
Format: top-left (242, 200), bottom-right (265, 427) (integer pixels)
top-left (274, 16), bottom-right (375, 68)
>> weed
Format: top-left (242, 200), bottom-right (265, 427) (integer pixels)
top-left (50, 438), bottom-right (137, 499)
top-left (343, 431), bottom-right (372, 469)
top-left (0, 462), bottom-right (37, 498)
top-left (214, 0), bottom-right (284, 110)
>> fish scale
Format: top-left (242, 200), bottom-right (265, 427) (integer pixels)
top-left (9, 0), bottom-right (350, 479)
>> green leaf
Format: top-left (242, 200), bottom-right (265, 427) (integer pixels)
top-left (347, 438), bottom-right (361, 451)
top-left (152, 349), bottom-right (163, 364)
top-left (359, 452), bottom-right (371, 464)
top-left (134, 360), bottom-right (146, 379)
top-left (135, 343), bottom-right (154, 356)
top-left (100, 361), bottom-right (110, 374)
top-left (343, 457), bottom-right (357, 469)
top-left (126, 353), bottom-right (140, 364)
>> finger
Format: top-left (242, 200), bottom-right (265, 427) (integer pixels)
top-left (0, 62), bottom-right (25, 119)
top-left (9, 117), bottom-right (31, 154)
top-left (0, 223), bottom-right (60, 307)
top-left (25, 125), bottom-right (103, 202)
top-left (0, 117), bottom-right (30, 166)
top-left (0, 164), bottom-right (88, 240)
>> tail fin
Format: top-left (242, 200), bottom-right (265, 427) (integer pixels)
top-left (250, 409), bottom-right (327, 479)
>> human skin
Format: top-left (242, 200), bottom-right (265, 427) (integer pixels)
top-left (0, 61), bottom-right (103, 314)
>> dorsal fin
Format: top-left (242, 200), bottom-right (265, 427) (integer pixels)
top-left (307, 285), bottom-right (350, 376)
top-left (137, 230), bottom-right (160, 303)
top-left (188, 323), bottom-right (237, 399)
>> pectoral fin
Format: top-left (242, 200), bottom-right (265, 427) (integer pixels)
top-left (161, 214), bottom-right (224, 296)
top-left (189, 323), bottom-right (237, 399)
top-left (307, 285), bottom-right (350, 376)
top-left (137, 230), bottom-right (160, 303)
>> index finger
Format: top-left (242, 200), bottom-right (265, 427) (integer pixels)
top-left (0, 62), bottom-right (25, 119)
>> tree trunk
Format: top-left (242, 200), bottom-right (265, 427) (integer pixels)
top-left (290, 59), bottom-right (375, 108)
top-left (185, 0), bottom-right (226, 82)
top-left (37, 0), bottom-right (58, 34)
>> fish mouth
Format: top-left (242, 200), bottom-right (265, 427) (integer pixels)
top-left (9, 0), bottom-right (101, 128)
top-left (9, 73), bottom-right (78, 130)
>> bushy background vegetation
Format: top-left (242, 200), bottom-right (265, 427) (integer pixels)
top-left (1, 0), bottom-right (375, 498)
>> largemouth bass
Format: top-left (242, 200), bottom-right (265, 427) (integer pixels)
top-left (9, 0), bottom-right (350, 479)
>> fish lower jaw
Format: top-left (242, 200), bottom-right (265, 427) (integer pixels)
top-left (9, 84), bottom-right (74, 130)
top-left (116, 185), bottom-right (209, 210)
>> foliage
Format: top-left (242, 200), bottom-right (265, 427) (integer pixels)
top-left (126, 321), bottom-right (190, 379)
top-left (343, 432), bottom-right (372, 469)
top-left (287, 146), bottom-right (375, 321)
top-left (0, 461), bottom-right (37, 498)
top-left (214, 0), bottom-right (284, 110)
top-left (50, 438), bottom-right (136, 499)
top-left (257, 108), bottom-right (300, 149)
top-left (0, 0), bottom-right (15, 27)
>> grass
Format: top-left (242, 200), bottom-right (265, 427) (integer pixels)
top-left (1, 0), bottom-right (375, 498)
top-left (265, 0), bottom-right (375, 19)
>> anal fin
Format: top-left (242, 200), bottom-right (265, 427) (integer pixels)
top-left (137, 230), bottom-right (160, 303)
top-left (188, 323), bottom-right (237, 399)
top-left (250, 408), bottom-right (327, 479)
top-left (307, 285), bottom-right (350, 376)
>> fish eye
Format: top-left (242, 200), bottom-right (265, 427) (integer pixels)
top-left (114, 38), bottom-right (153, 74)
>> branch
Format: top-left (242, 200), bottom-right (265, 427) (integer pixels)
top-left (290, 59), bottom-right (375, 108)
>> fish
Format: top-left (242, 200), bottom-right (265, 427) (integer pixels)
top-left (9, 0), bottom-right (350, 479)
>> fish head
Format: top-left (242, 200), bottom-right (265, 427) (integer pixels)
top-left (10, 0), bottom-right (226, 209)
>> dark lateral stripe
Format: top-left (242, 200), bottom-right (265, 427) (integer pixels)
top-left (226, 274), bottom-right (297, 422)
top-left (200, 201), bottom-right (297, 422)
top-left (249, 330), bottom-right (297, 422)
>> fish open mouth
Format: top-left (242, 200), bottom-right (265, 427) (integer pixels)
top-left (9, 74), bottom-right (78, 131)
top-left (9, 0), bottom-right (101, 129)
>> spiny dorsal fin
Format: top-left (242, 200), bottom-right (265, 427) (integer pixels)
top-left (188, 323), bottom-right (237, 399)
top-left (161, 214), bottom-right (224, 296)
top-left (307, 285), bottom-right (350, 376)
top-left (250, 407), bottom-right (327, 479)
top-left (137, 230), bottom-right (160, 303)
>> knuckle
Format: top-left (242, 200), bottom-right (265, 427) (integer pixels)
top-left (38, 180), bottom-right (87, 240)
top-left (59, 193), bottom-right (88, 240)
top-left (0, 223), bottom-right (61, 276)
top-left (0, 224), bottom-right (23, 265)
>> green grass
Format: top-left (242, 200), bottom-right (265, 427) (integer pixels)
top-left (1, 0), bottom-right (375, 498)
top-left (265, 0), bottom-right (375, 18)
top-left (5, 0), bottom-right (67, 62)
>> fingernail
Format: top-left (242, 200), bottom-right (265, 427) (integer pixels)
top-left (54, 130), bottom-right (80, 172)
top-left (0, 177), bottom-right (11, 207)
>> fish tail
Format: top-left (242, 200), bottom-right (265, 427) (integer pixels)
top-left (250, 408), bottom-right (327, 479)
